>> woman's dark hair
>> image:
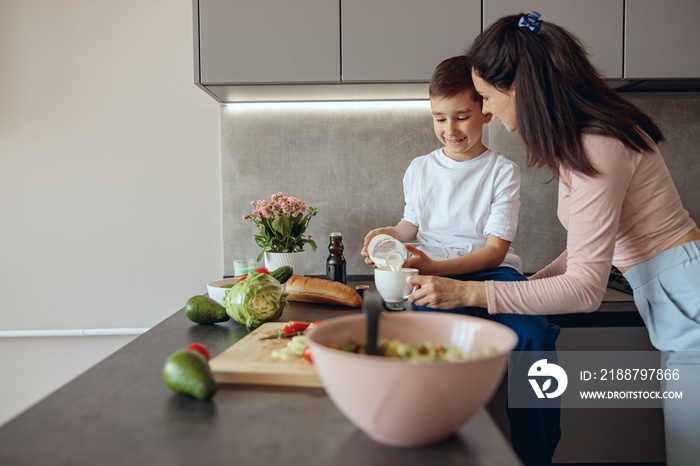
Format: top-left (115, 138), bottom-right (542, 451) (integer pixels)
top-left (467, 14), bottom-right (664, 176)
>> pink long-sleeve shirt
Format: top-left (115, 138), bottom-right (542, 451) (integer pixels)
top-left (486, 133), bottom-right (697, 315)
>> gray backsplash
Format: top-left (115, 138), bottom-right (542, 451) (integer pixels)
top-left (221, 98), bottom-right (700, 276)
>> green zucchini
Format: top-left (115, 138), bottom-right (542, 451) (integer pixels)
top-left (270, 265), bottom-right (293, 284)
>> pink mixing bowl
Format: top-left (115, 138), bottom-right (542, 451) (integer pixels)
top-left (305, 312), bottom-right (518, 447)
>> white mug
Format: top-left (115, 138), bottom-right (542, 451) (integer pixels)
top-left (374, 267), bottom-right (419, 303)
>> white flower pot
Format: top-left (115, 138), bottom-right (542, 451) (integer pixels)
top-left (264, 250), bottom-right (307, 276)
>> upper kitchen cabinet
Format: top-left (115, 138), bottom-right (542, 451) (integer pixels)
top-left (483, 0), bottom-right (624, 79)
top-left (193, 0), bottom-right (698, 102)
top-left (196, 0), bottom-right (340, 84)
top-left (341, 0), bottom-right (481, 82)
top-left (625, 0), bottom-right (700, 79)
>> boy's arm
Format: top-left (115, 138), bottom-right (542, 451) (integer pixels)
top-left (404, 234), bottom-right (510, 276)
top-left (361, 221), bottom-right (418, 265)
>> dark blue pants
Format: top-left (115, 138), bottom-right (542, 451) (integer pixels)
top-left (418, 267), bottom-right (561, 466)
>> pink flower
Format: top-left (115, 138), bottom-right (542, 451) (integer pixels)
top-left (243, 193), bottom-right (318, 254)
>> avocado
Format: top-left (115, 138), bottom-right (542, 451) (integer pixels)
top-left (186, 295), bottom-right (229, 324)
top-left (162, 349), bottom-right (216, 400)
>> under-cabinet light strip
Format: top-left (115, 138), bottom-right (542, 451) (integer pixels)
top-left (224, 100), bottom-right (430, 112)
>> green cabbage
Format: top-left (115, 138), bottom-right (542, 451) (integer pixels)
top-left (224, 271), bottom-right (288, 328)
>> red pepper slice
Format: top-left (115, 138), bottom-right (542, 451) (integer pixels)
top-left (288, 321), bottom-right (311, 331)
top-left (238, 267), bottom-right (270, 282)
top-left (282, 320), bottom-right (311, 335)
top-left (303, 345), bottom-right (313, 363)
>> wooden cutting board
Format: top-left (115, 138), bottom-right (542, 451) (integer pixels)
top-left (209, 322), bottom-right (321, 388)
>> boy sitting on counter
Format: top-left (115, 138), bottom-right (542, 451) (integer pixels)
top-left (361, 55), bottom-right (561, 466)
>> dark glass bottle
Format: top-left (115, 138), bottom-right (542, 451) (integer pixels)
top-left (326, 232), bottom-right (346, 284)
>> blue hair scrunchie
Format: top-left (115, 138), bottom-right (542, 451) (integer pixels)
top-left (518, 11), bottom-right (542, 33)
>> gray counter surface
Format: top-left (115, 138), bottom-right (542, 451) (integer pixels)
top-left (0, 284), bottom-right (523, 466)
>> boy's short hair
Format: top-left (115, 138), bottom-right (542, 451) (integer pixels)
top-left (428, 55), bottom-right (483, 106)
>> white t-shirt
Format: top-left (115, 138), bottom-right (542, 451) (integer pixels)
top-left (402, 148), bottom-right (523, 273)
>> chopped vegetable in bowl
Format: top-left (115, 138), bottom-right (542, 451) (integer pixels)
top-left (337, 339), bottom-right (497, 362)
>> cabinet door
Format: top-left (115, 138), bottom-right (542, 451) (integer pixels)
top-left (341, 0), bottom-right (481, 82)
top-left (625, 0), bottom-right (700, 78)
top-left (198, 0), bottom-right (340, 84)
top-left (484, 1), bottom-right (624, 79)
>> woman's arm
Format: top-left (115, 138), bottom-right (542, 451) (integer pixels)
top-left (410, 135), bottom-right (632, 315)
top-left (404, 234), bottom-right (511, 276)
top-left (485, 136), bottom-right (631, 314)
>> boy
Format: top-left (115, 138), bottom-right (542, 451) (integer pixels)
top-left (363, 55), bottom-right (521, 277)
top-left (361, 55), bottom-right (560, 466)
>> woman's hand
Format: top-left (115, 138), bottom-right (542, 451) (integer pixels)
top-left (407, 275), bottom-right (488, 310)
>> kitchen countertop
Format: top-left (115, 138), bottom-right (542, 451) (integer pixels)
top-left (0, 281), bottom-right (523, 465)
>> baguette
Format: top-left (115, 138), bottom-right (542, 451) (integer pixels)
top-left (285, 275), bottom-right (362, 308)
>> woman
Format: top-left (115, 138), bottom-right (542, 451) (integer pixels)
top-left (407, 12), bottom-right (700, 466)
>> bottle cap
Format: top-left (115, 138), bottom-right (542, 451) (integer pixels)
top-left (330, 232), bottom-right (342, 237)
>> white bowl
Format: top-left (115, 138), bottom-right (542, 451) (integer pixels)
top-left (206, 277), bottom-right (242, 305)
top-left (306, 312), bottom-right (518, 447)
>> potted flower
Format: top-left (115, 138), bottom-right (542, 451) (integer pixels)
top-left (243, 192), bottom-right (318, 276)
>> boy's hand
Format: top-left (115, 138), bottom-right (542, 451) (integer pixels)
top-left (403, 244), bottom-right (438, 274)
top-left (361, 228), bottom-right (399, 266)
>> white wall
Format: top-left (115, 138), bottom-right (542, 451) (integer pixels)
top-left (0, 1), bottom-right (222, 426)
